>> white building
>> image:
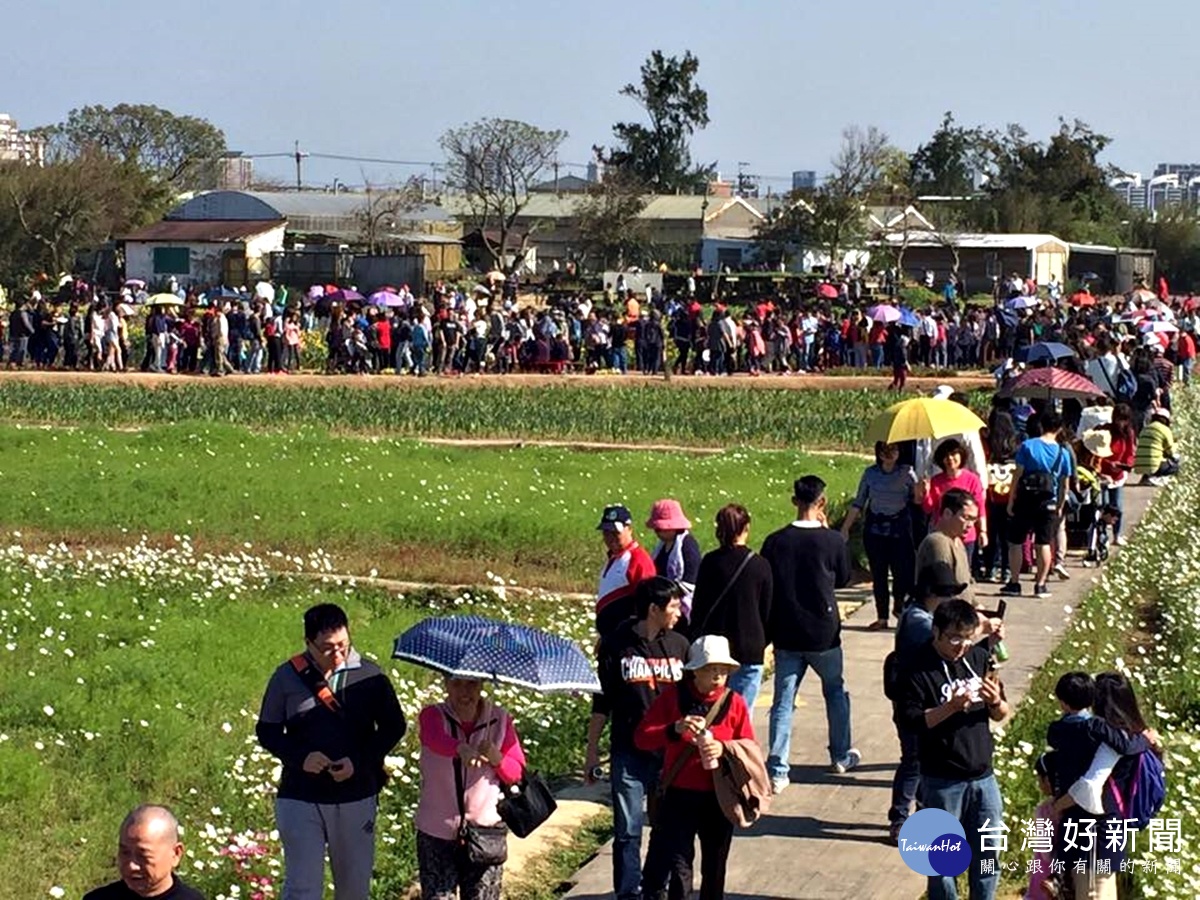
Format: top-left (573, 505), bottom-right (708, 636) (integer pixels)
top-left (121, 219), bottom-right (286, 287)
top-left (0, 113), bottom-right (45, 165)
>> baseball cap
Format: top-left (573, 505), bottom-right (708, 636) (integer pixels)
top-left (597, 504), bottom-right (634, 532)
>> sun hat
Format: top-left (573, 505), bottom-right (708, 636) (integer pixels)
top-left (646, 498), bottom-right (692, 531)
top-left (1152, 408), bottom-right (1172, 423)
top-left (683, 634), bottom-right (740, 670)
top-left (597, 504), bottom-right (634, 532)
top-left (1082, 429), bottom-right (1114, 459)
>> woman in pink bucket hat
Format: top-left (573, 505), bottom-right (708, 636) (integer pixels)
top-left (646, 499), bottom-right (702, 621)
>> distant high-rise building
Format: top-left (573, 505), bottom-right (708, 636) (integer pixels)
top-left (1153, 163), bottom-right (1200, 202)
top-left (0, 113), bottom-right (45, 166)
top-left (792, 170), bottom-right (817, 191)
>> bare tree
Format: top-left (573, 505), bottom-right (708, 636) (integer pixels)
top-left (355, 177), bottom-right (425, 255)
top-left (440, 118), bottom-right (566, 273)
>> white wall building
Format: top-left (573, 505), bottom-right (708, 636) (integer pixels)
top-left (0, 113), bottom-right (45, 165)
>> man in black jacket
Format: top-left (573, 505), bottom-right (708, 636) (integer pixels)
top-left (761, 475), bottom-right (856, 796)
top-left (257, 603), bottom-right (406, 900)
top-left (897, 600), bottom-right (1009, 900)
top-left (586, 577), bottom-right (689, 900)
top-left (83, 805), bottom-right (206, 900)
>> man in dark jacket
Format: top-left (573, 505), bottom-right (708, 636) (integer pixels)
top-left (897, 599), bottom-right (1009, 900)
top-left (761, 475), bottom-right (856, 795)
top-left (586, 577), bottom-right (689, 900)
top-left (257, 603), bottom-right (406, 900)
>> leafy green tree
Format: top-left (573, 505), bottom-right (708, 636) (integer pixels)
top-left (909, 112), bottom-right (985, 197)
top-left (1128, 206), bottom-right (1200, 289)
top-left (974, 119), bottom-right (1126, 244)
top-left (601, 50), bottom-right (712, 194)
top-left (0, 152), bottom-right (170, 289)
top-left (575, 168), bottom-right (652, 271)
top-left (35, 103), bottom-right (226, 191)
top-left (440, 117), bottom-right (566, 274)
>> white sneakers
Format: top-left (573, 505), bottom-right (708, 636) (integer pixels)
top-left (832, 748), bottom-right (862, 775)
top-left (771, 776), bottom-right (791, 796)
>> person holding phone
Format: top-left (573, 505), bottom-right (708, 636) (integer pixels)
top-left (897, 600), bottom-right (1009, 900)
top-left (256, 604), bottom-right (407, 900)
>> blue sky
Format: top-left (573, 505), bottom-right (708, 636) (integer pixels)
top-left (7, 0), bottom-right (1192, 190)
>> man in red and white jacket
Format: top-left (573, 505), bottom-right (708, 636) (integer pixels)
top-left (595, 504), bottom-right (656, 638)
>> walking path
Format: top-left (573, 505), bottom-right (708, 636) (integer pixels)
top-left (563, 488), bottom-right (1156, 900)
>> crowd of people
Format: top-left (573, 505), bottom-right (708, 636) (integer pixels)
top-left (74, 275), bottom-right (1186, 899)
top-left (5, 270), bottom-right (1198, 380)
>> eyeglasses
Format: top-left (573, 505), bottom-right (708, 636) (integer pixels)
top-left (940, 633), bottom-right (974, 647)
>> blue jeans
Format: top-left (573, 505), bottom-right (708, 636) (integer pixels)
top-left (767, 647), bottom-right (851, 779)
top-left (610, 748), bottom-right (660, 900)
top-left (611, 346), bottom-right (628, 374)
top-left (919, 773), bottom-right (1002, 900)
top-left (727, 663), bottom-right (764, 712)
top-left (889, 722), bottom-right (921, 826)
top-left (872, 343), bottom-right (885, 369)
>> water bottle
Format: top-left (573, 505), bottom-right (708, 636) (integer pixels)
top-left (993, 640), bottom-right (1010, 663)
top-left (699, 730), bottom-right (719, 771)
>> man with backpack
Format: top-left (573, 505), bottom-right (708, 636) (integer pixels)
top-left (1003, 411), bottom-right (1073, 599)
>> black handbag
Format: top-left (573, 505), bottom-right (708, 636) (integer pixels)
top-left (448, 717), bottom-right (508, 867)
top-left (497, 771), bottom-right (557, 838)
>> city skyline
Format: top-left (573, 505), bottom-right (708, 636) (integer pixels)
top-left (6, 0), bottom-right (1197, 190)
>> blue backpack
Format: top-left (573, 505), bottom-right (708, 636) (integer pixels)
top-left (1106, 750), bottom-right (1166, 829)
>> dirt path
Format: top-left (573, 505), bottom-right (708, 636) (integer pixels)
top-left (0, 369), bottom-right (994, 392)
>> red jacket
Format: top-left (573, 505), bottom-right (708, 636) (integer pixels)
top-left (635, 682), bottom-right (754, 792)
top-left (1100, 425), bottom-right (1136, 481)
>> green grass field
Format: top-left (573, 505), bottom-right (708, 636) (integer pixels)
top-left (0, 541), bottom-right (595, 899)
top-left (0, 379), bottom-right (971, 450)
top-left (0, 423), bottom-right (863, 590)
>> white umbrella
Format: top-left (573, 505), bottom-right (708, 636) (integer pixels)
top-left (254, 281), bottom-right (276, 302)
top-left (473, 284), bottom-right (492, 296)
top-left (1140, 320), bottom-right (1179, 334)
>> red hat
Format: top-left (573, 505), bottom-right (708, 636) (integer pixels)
top-left (646, 499), bottom-right (692, 531)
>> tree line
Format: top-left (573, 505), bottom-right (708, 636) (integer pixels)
top-left (5, 59), bottom-right (1200, 292)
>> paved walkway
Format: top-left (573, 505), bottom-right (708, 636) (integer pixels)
top-left (564, 488), bottom-right (1156, 899)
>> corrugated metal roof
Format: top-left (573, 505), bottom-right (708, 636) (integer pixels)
top-left (444, 192), bottom-right (775, 222)
top-left (121, 219), bottom-right (284, 242)
top-left (168, 190), bottom-right (451, 224)
top-left (881, 232), bottom-right (1069, 252)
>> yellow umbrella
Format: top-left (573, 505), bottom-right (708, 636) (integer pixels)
top-left (145, 293), bottom-right (182, 307)
top-left (865, 397), bottom-right (986, 444)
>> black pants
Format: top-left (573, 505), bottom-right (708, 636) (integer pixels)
top-left (863, 520), bottom-right (914, 619)
top-left (642, 788), bottom-right (733, 900)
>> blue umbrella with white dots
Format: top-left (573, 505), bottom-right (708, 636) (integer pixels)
top-left (392, 616), bottom-right (601, 693)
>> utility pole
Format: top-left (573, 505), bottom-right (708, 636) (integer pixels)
top-left (293, 140), bottom-right (308, 191)
top-left (553, 157), bottom-right (561, 195)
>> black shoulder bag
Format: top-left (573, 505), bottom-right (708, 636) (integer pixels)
top-left (448, 716), bottom-right (509, 867)
top-left (498, 770), bottom-right (558, 839)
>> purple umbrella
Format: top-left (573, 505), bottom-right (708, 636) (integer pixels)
top-left (369, 290), bottom-right (405, 307)
top-left (326, 288), bottom-right (365, 303)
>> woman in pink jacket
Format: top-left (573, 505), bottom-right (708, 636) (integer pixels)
top-left (415, 677), bottom-right (526, 900)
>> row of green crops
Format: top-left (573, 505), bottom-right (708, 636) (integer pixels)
top-left (0, 380), bottom-right (989, 450)
top-left (990, 388), bottom-right (1200, 899)
top-left (0, 423), bottom-right (863, 591)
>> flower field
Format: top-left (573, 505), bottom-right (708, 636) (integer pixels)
top-left (0, 423), bottom-right (862, 590)
top-left (990, 388), bottom-right (1200, 899)
top-left (0, 379), bottom-right (982, 450)
top-left (0, 536), bottom-right (595, 900)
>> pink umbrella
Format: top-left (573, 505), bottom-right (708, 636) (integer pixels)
top-left (369, 290), bottom-right (405, 308)
top-left (1140, 320), bottom-right (1179, 334)
top-left (816, 282), bottom-right (839, 300)
top-left (999, 367), bottom-right (1106, 401)
top-left (870, 304), bottom-right (901, 324)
